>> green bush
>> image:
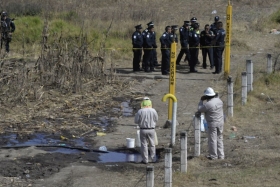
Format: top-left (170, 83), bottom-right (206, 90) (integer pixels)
top-left (13, 16), bottom-right (43, 44)
top-left (271, 9), bottom-right (280, 23)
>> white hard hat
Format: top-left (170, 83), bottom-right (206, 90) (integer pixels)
top-left (204, 87), bottom-right (216, 96)
top-left (143, 96), bottom-right (150, 100)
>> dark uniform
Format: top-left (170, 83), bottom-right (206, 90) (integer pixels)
top-left (132, 24), bottom-right (143, 71)
top-left (142, 25), bottom-right (155, 72)
top-left (213, 21), bottom-right (225, 74)
top-left (188, 23), bottom-right (200, 72)
top-left (176, 21), bottom-right (190, 65)
top-left (200, 25), bottom-right (214, 69)
top-left (160, 26), bottom-right (172, 75)
top-left (188, 17), bottom-right (200, 65)
top-left (151, 30), bottom-right (159, 67)
top-left (0, 12), bottom-right (15, 53)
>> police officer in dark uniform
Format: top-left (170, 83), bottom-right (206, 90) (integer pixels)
top-left (213, 21), bottom-right (225, 74)
top-left (200, 24), bottom-right (215, 69)
top-left (0, 11), bottom-right (15, 53)
top-left (210, 16), bottom-right (219, 32)
top-left (142, 25), bottom-right (155, 72)
top-left (188, 22), bottom-right (200, 73)
top-left (132, 24), bottom-right (143, 72)
top-left (176, 21), bottom-right (190, 65)
top-left (160, 26), bottom-right (172, 75)
top-left (150, 23), bottom-right (159, 67)
top-left (188, 17), bottom-right (201, 65)
top-left (143, 21), bottom-right (159, 67)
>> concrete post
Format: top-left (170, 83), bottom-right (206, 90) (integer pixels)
top-left (194, 112), bottom-right (201, 157)
top-left (164, 148), bottom-right (172, 187)
top-left (246, 60), bottom-right (253, 92)
top-left (146, 166), bottom-right (154, 187)
top-left (267, 54), bottom-right (272, 74)
top-left (242, 72), bottom-right (247, 105)
top-left (180, 131), bottom-right (187, 173)
top-left (227, 76), bottom-right (233, 117)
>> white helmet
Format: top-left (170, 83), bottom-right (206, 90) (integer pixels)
top-left (204, 87), bottom-right (216, 96)
top-left (143, 96), bottom-right (150, 100)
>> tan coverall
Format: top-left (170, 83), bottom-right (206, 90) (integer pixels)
top-left (134, 106), bottom-right (158, 163)
top-left (198, 97), bottom-right (225, 159)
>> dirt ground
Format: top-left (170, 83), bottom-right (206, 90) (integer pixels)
top-left (1, 1), bottom-right (280, 187)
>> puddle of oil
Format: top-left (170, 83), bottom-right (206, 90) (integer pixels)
top-left (121, 101), bottom-right (133, 117)
top-left (1, 133), bottom-right (150, 163)
top-left (98, 151), bottom-right (142, 163)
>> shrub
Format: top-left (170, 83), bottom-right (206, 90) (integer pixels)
top-left (271, 9), bottom-right (280, 23)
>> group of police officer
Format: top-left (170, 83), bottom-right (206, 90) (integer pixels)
top-left (132, 16), bottom-right (225, 75)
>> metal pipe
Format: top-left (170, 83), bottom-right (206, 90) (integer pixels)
top-left (162, 94), bottom-right (178, 147)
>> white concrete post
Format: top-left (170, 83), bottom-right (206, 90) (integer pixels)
top-left (242, 72), bottom-right (247, 105)
top-left (227, 76), bottom-right (233, 117)
top-left (246, 60), bottom-right (253, 92)
top-left (164, 148), bottom-right (172, 187)
top-left (267, 54), bottom-right (272, 74)
top-left (180, 131), bottom-right (187, 173)
top-left (194, 112), bottom-right (201, 157)
top-left (146, 166), bottom-right (154, 187)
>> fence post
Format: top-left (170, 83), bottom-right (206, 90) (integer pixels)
top-left (164, 148), bottom-right (172, 187)
top-left (227, 76), bottom-right (233, 117)
top-left (241, 72), bottom-right (247, 105)
top-left (180, 131), bottom-right (187, 173)
top-left (146, 166), bottom-right (154, 187)
top-left (194, 112), bottom-right (201, 157)
top-left (246, 60), bottom-right (253, 92)
top-left (267, 54), bottom-right (272, 74)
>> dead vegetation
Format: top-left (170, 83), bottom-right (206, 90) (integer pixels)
top-left (0, 20), bottom-right (134, 136)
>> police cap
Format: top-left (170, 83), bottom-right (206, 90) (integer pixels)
top-left (135, 24), bottom-right (142, 29)
top-left (190, 17), bottom-right (197, 22)
top-left (148, 25), bottom-right (154, 29)
top-left (184, 21), bottom-right (190, 26)
top-left (1, 11), bottom-right (7, 17)
top-left (214, 16), bottom-right (219, 21)
top-left (147, 21), bottom-right (154, 26)
top-left (171, 25), bottom-right (178, 30)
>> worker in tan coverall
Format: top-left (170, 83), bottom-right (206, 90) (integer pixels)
top-left (198, 87), bottom-right (225, 160)
top-left (134, 97), bottom-right (158, 164)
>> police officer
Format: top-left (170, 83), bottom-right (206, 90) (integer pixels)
top-left (210, 16), bottom-right (220, 32)
top-left (176, 21), bottom-right (190, 65)
top-left (213, 21), bottom-right (225, 74)
top-left (160, 26), bottom-right (172, 75)
top-left (143, 21), bottom-right (159, 68)
top-left (200, 24), bottom-right (215, 69)
top-left (142, 25), bottom-right (155, 72)
top-left (0, 11), bottom-right (15, 53)
top-left (132, 24), bottom-right (143, 72)
top-left (188, 17), bottom-right (201, 65)
top-left (188, 22), bottom-right (200, 73)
